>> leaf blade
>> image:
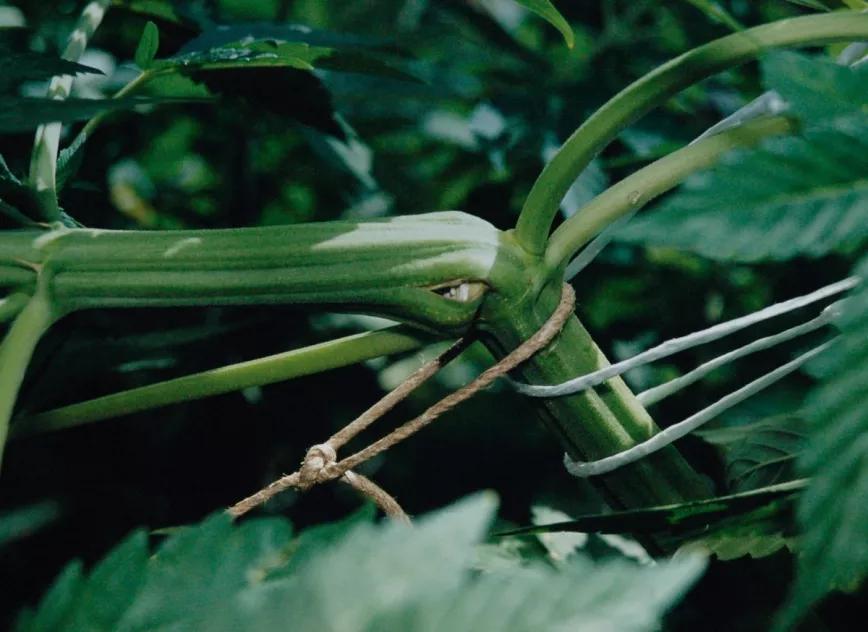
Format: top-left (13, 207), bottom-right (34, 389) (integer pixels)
top-left (514, 0), bottom-right (575, 48)
top-left (617, 119), bottom-right (868, 262)
top-left (134, 21), bottom-right (160, 69)
top-left (778, 260), bottom-right (868, 628)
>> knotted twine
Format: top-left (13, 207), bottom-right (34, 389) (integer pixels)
top-left (227, 284), bottom-right (576, 522)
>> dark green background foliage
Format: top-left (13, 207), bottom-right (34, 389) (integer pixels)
top-left (1, 0), bottom-right (866, 630)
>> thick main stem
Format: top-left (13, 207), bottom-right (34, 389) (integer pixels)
top-left (0, 212), bottom-right (513, 333)
top-left (1, 213), bottom-right (711, 518)
top-left (480, 281), bottom-right (712, 512)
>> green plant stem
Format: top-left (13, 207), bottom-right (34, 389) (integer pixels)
top-left (0, 212), bottom-right (516, 332)
top-left (71, 69), bottom-right (156, 147)
top-left (28, 0), bottom-right (111, 221)
top-left (12, 326), bottom-right (433, 437)
top-left (0, 293), bottom-right (31, 324)
top-left (544, 115), bottom-right (795, 272)
top-left (480, 282), bottom-right (712, 531)
top-left (0, 212), bottom-right (714, 525)
top-left (0, 266), bottom-right (37, 290)
top-left (0, 288), bottom-right (56, 468)
top-left (514, 11), bottom-right (868, 256)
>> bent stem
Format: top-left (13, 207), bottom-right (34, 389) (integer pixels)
top-left (0, 288), bottom-right (56, 468)
top-left (514, 11), bottom-right (868, 256)
top-left (544, 115), bottom-right (795, 273)
top-left (12, 325), bottom-right (435, 436)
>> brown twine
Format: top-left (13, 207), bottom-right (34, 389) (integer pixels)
top-left (227, 283), bottom-right (575, 522)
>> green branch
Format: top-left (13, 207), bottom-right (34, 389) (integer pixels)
top-left (544, 116), bottom-right (796, 272)
top-left (0, 293), bottom-right (31, 324)
top-left (28, 0), bottom-right (111, 221)
top-left (68, 68), bottom-right (158, 153)
top-left (11, 326), bottom-right (435, 437)
top-left (0, 288), bottom-right (56, 468)
top-left (514, 11), bottom-right (868, 256)
top-left (0, 212), bottom-right (513, 332)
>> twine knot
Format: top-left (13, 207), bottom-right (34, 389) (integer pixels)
top-left (298, 443), bottom-right (338, 489)
top-left (228, 284), bottom-right (575, 521)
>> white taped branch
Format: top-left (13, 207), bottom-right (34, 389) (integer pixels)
top-left (509, 276), bottom-right (861, 478)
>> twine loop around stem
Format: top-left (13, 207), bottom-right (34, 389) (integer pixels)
top-left (228, 284), bottom-right (575, 523)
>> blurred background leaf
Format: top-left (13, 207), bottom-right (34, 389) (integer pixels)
top-left (15, 494), bottom-right (705, 632)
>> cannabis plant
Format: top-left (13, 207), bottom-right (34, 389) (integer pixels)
top-left (0, 0), bottom-right (866, 630)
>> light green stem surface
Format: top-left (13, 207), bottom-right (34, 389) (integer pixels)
top-left (0, 212), bottom-right (516, 333)
top-left (0, 293), bottom-right (31, 324)
top-left (0, 289), bottom-right (55, 468)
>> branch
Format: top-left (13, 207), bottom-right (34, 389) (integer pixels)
top-left (565, 342), bottom-right (831, 477)
top-left (637, 304), bottom-right (839, 406)
top-left (510, 276), bottom-right (858, 398)
top-left (544, 116), bottom-right (794, 272)
top-left (11, 326), bottom-right (436, 437)
top-left (0, 288), bottom-right (56, 468)
top-left (514, 11), bottom-right (868, 257)
top-left (28, 0), bottom-right (111, 221)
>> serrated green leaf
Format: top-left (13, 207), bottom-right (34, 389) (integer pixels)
top-left (271, 503), bottom-right (376, 578)
top-left (17, 494), bottom-right (703, 632)
top-left (514, 0), bottom-right (574, 48)
top-left (134, 21), bottom-right (160, 69)
top-left (267, 493), bottom-right (497, 631)
top-left (686, 531), bottom-right (791, 560)
top-left (56, 131), bottom-right (89, 191)
top-left (699, 416), bottom-right (808, 492)
top-left (762, 51), bottom-right (868, 124)
top-left (157, 40), bottom-right (324, 73)
top-left (118, 513), bottom-right (293, 629)
top-left (531, 505), bottom-right (588, 563)
top-left (474, 538), bottom-right (540, 572)
top-left (152, 41), bottom-right (406, 138)
top-left (677, 499), bottom-right (796, 561)
top-left (369, 555), bottom-right (705, 632)
top-left (778, 259), bottom-right (868, 629)
top-left (0, 51), bottom-right (102, 94)
top-left (18, 562), bottom-right (85, 632)
top-left (159, 38), bottom-right (418, 82)
top-left (617, 118), bottom-right (868, 262)
top-left (253, 493), bottom-right (700, 632)
top-left (63, 532), bottom-right (149, 631)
